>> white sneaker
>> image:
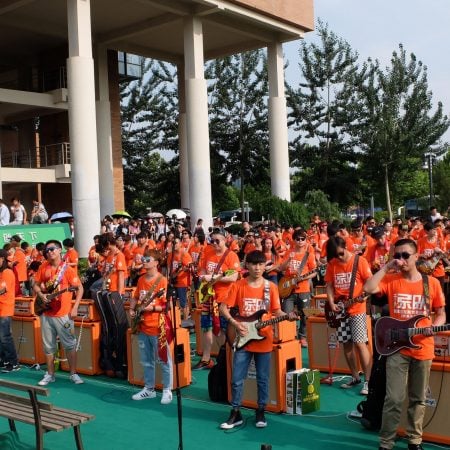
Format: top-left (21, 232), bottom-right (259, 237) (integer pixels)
top-left (38, 372), bottom-right (55, 386)
top-left (360, 381), bottom-right (369, 396)
top-left (132, 388), bottom-right (156, 401)
top-left (161, 389), bottom-right (173, 405)
top-left (70, 373), bottom-right (84, 385)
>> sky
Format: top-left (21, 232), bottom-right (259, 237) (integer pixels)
top-left (283, 0), bottom-right (450, 139)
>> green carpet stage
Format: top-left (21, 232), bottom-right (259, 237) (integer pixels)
top-left (0, 345), bottom-right (448, 450)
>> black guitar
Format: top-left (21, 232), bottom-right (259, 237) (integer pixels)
top-left (35, 287), bottom-right (78, 316)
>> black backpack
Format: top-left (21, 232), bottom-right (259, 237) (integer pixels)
top-left (208, 344), bottom-right (228, 402)
top-left (357, 354), bottom-right (387, 431)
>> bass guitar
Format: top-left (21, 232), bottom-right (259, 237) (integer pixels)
top-left (131, 288), bottom-right (166, 334)
top-left (324, 293), bottom-right (367, 328)
top-left (35, 286), bottom-right (78, 316)
top-left (375, 315), bottom-right (450, 356)
top-left (278, 264), bottom-right (326, 299)
top-left (226, 310), bottom-right (297, 351)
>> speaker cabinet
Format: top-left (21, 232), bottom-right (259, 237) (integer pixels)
top-left (71, 299), bottom-right (101, 322)
top-left (14, 297), bottom-right (36, 316)
top-left (273, 320), bottom-right (297, 343)
top-left (306, 315), bottom-right (373, 374)
top-left (192, 308), bottom-right (221, 357)
top-left (399, 362), bottom-right (450, 445)
top-left (127, 327), bottom-right (191, 389)
top-left (433, 331), bottom-right (450, 362)
top-left (226, 340), bottom-right (302, 413)
top-left (11, 316), bottom-right (46, 364)
top-left (60, 322), bottom-right (103, 375)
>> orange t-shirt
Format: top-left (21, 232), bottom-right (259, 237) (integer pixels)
top-left (168, 251), bottom-right (192, 288)
top-left (133, 275), bottom-right (168, 336)
top-left (417, 237), bottom-right (445, 278)
top-left (0, 269), bottom-right (17, 316)
top-left (105, 250), bottom-right (127, 294)
top-left (282, 249), bottom-right (316, 293)
top-left (200, 250), bottom-right (241, 302)
top-left (63, 248), bottom-right (79, 272)
top-left (13, 248), bottom-right (27, 282)
top-left (324, 255), bottom-right (372, 315)
top-left (378, 273), bottom-right (445, 360)
top-left (224, 278), bottom-right (281, 353)
top-left (35, 262), bottom-right (81, 317)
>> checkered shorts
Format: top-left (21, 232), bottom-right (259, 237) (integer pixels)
top-left (336, 313), bottom-right (368, 344)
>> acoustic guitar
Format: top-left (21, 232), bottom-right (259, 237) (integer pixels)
top-left (374, 315), bottom-right (450, 356)
top-left (324, 293), bottom-right (367, 328)
top-left (35, 286), bottom-right (78, 316)
top-left (278, 264), bottom-right (326, 299)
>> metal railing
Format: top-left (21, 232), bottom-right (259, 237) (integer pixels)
top-left (0, 142), bottom-right (70, 168)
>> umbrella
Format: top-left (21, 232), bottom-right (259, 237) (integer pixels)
top-left (50, 212), bottom-right (73, 222)
top-left (166, 209), bottom-right (187, 220)
top-left (112, 210), bottom-right (131, 219)
top-left (147, 212), bottom-right (163, 219)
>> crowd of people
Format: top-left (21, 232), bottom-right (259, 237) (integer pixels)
top-left (0, 206), bottom-right (448, 447)
top-left (0, 197), bottom-right (48, 225)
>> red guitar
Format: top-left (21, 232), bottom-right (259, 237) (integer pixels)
top-left (375, 315), bottom-right (450, 356)
top-left (324, 293), bottom-right (367, 328)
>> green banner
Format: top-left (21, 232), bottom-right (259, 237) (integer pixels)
top-left (0, 223), bottom-right (72, 248)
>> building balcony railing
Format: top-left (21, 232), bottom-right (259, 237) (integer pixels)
top-left (0, 142), bottom-right (71, 168)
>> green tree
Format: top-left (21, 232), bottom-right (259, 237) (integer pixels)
top-left (287, 20), bottom-right (364, 207)
top-left (347, 44), bottom-right (449, 220)
top-left (433, 149), bottom-right (450, 213)
top-left (303, 189), bottom-right (341, 222)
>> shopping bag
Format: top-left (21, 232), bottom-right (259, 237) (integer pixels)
top-left (286, 369), bottom-right (320, 414)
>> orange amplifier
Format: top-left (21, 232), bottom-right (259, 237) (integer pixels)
top-left (273, 320), bottom-right (297, 343)
top-left (72, 299), bottom-right (100, 322)
top-left (192, 308), bottom-right (221, 357)
top-left (399, 362), bottom-right (450, 445)
top-left (311, 294), bottom-right (327, 316)
top-left (433, 331), bottom-right (450, 362)
top-left (127, 327), bottom-right (191, 389)
top-left (14, 297), bottom-right (36, 316)
top-left (314, 285), bottom-right (327, 296)
top-left (11, 316), bottom-right (46, 364)
top-left (226, 339), bottom-right (301, 413)
top-left (60, 322), bottom-right (103, 375)
top-left (307, 315), bottom-right (373, 375)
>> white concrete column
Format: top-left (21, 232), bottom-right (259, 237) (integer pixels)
top-left (184, 17), bottom-right (212, 229)
top-left (95, 45), bottom-right (115, 218)
top-left (177, 64), bottom-right (189, 210)
top-left (66, 0), bottom-right (101, 257)
top-left (268, 42), bottom-right (291, 201)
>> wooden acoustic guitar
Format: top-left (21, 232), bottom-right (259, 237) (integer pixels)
top-left (278, 264), bottom-right (326, 299)
top-left (324, 293), bottom-right (367, 328)
top-left (374, 315), bottom-right (450, 356)
top-left (35, 287), bottom-right (78, 316)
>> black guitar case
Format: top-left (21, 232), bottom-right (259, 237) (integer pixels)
top-left (94, 290), bottom-right (128, 379)
top-left (208, 344), bottom-right (228, 402)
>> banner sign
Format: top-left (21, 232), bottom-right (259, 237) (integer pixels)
top-left (0, 223), bottom-right (72, 248)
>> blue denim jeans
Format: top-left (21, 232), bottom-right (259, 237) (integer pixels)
top-left (231, 349), bottom-right (271, 409)
top-left (137, 333), bottom-right (173, 390)
top-left (0, 316), bottom-right (18, 365)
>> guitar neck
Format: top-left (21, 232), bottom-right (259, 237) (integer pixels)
top-left (256, 315), bottom-right (289, 330)
top-left (410, 324), bottom-right (450, 336)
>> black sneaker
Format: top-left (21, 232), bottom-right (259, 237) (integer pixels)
top-left (340, 377), bottom-right (361, 389)
top-left (255, 408), bottom-right (267, 428)
top-left (220, 409), bottom-right (243, 429)
top-left (408, 445), bottom-right (424, 450)
top-left (1, 363), bottom-right (20, 373)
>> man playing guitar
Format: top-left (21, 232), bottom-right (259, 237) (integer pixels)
top-left (364, 238), bottom-right (446, 450)
top-left (219, 250), bottom-right (296, 429)
top-left (33, 240), bottom-right (84, 386)
top-left (325, 236), bottom-right (373, 395)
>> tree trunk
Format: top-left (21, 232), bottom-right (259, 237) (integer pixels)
top-left (384, 165), bottom-right (393, 221)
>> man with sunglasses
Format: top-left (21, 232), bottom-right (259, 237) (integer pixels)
top-left (33, 240), bottom-right (84, 386)
top-left (278, 229), bottom-right (316, 347)
top-left (364, 238), bottom-right (446, 450)
top-left (325, 236), bottom-right (373, 395)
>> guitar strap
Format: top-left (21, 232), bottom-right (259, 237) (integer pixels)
top-left (141, 274), bottom-right (163, 305)
top-left (213, 249), bottom-right (231, 278)
top-left (262, 279), bottom-right (270, 311)
top-left (296, 250), bottom-right (310, 277)
top-left (421, 273), bottom-right (431, 318)
top-left (348, 255), bottom-right (360, 299)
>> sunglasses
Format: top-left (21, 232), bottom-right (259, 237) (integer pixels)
top-left (393, 252), bottom-right (414, 260)
top-left (295, 237), bottom-right (306, 241)
top-left (45, 247), bottom-right (58, 252)
top-left (212, 239), bottom-right (222, 245)
top-left (141, 256), bottom-right (154, 263)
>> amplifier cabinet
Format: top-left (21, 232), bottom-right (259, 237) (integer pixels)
top-left (226, 340), bottom-right (301, 413)
top-left (306, 315), bottom-right (373, 374)
top-left (311, 295), bottom-right (326, 316)
top-left (399, 362), bottom-right (450, 445)
top-left (14, 297), bottom-right (36, 317)
top-left (433, 331), bottom-right (450, 362)
top-left (11, 316), bottom-right (46, 364)
top-left (72, 299), bottom-right (100, 322)
top-left (60, 322), bottom-right (103, 375)
top-left (273, 320), bottom-right (297, 343)
top-left (192, 308), bottom-right (221, 357)
top-left (127, 327), bottom-right (191, 389)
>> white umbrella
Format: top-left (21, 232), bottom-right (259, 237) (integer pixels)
top-left (166, 209), bottom-right (187, 219)
top-left (50, 212), bottom-right (73, 222)
top-left (147, 212), bottom-right (164, 219)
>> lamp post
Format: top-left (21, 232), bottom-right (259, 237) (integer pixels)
top-left (423, 152), bottom-right (435, 208)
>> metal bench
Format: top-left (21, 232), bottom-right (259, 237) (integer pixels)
top-left (0, 379), bottom-right (94, 450)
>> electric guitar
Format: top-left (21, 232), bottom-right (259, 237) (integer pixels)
top-left (324, 293), bottom-right (368, 328)
top-left (197, 270), bottom-right (234, 304)
top-left (226, 310), bottom-right (298, 351)
top-left (35, 287), bottom-right (78, 316)
top-left (375, 315), bottom-right (450, 356)
top-left (131, 288), bottom-right (166, 334)
top-left (278, 264), bottom-right (326, 299)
